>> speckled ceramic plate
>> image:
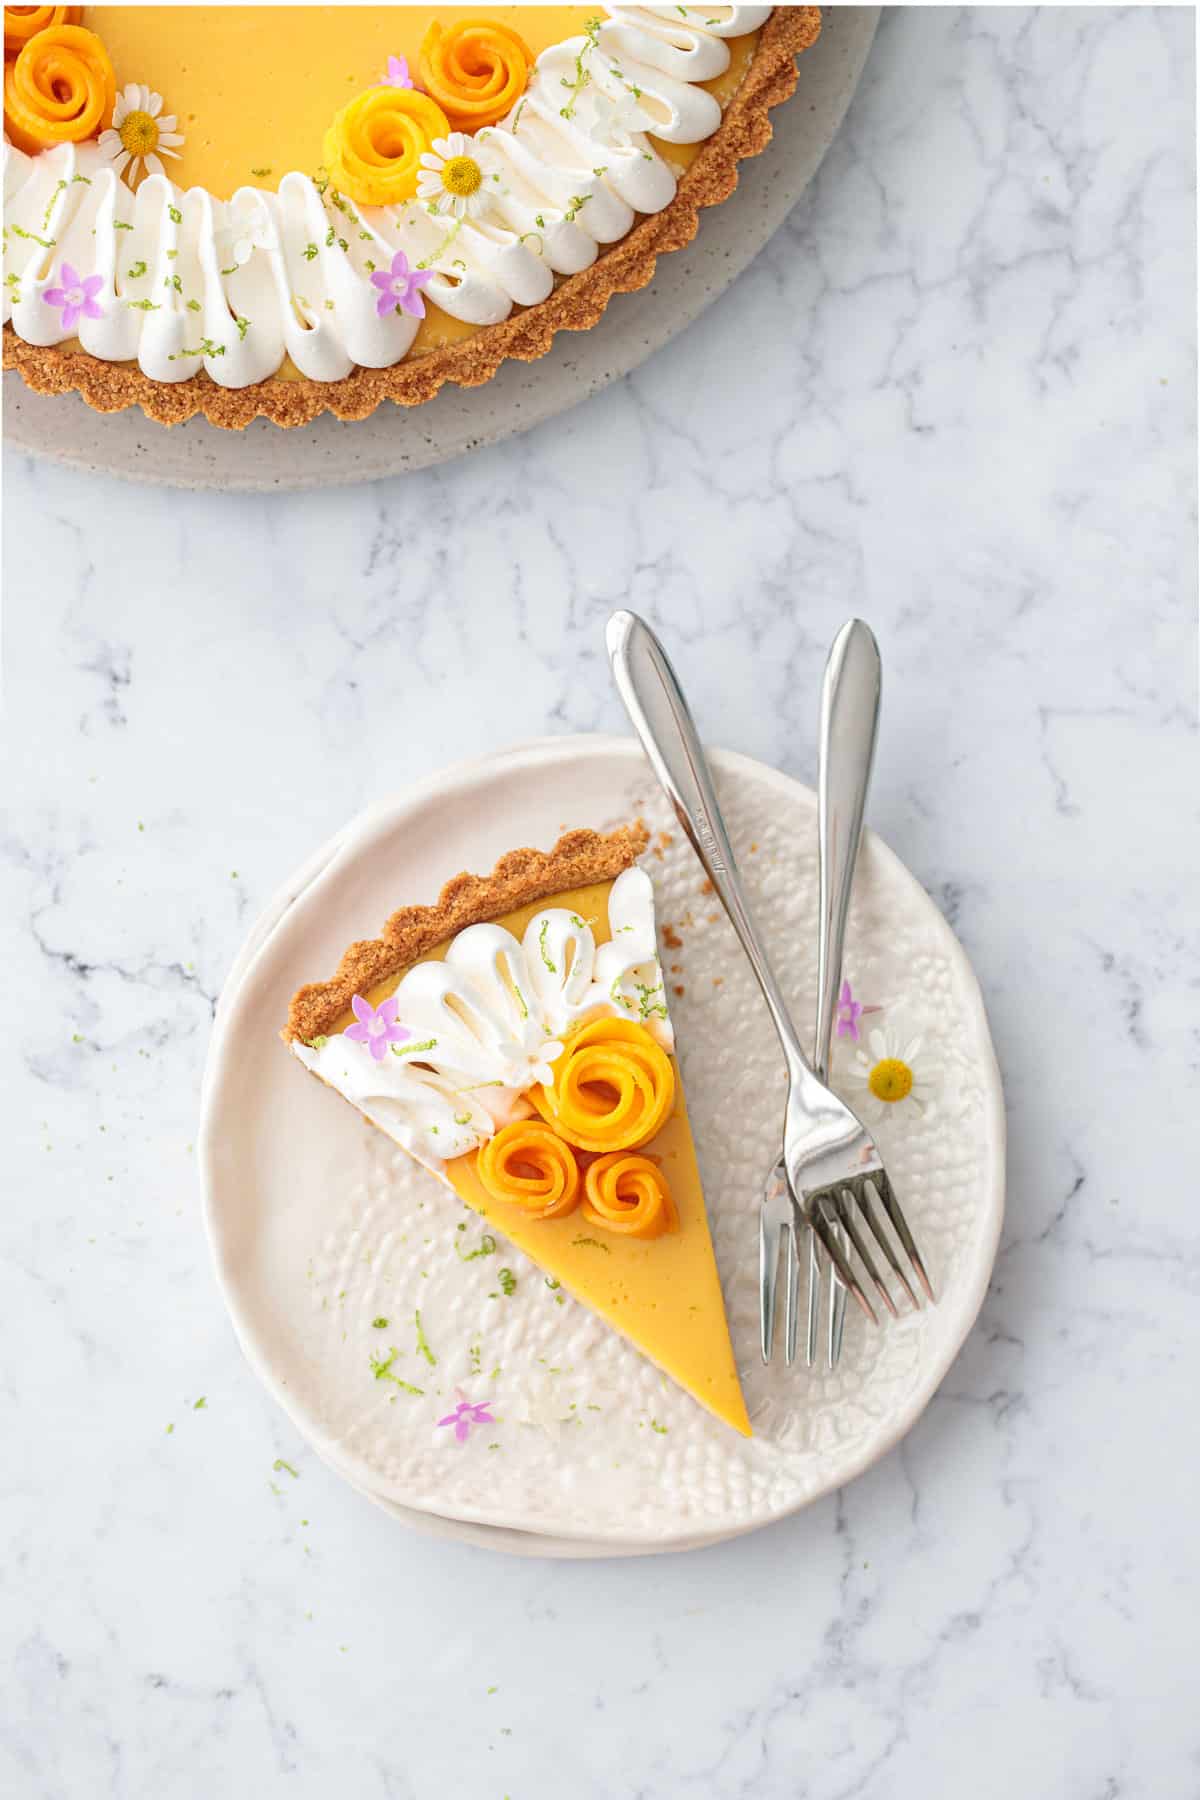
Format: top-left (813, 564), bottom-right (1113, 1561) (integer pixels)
top-left (200, 735), bottom-right (1005, 1555)
top-left (3, 9), bottom-right (878, 491)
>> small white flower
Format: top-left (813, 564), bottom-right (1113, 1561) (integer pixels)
top-left (214, 195), bottom-right (280, 272)
top-left (98, 84), bottom-right (185, 187)
top-left (593, 87), bottom-right (646, 141)
top-left (839, 1011), bottom-right (943, 1124)
top-left (516, 1376), bottom-right (571, 1435)
top-left (416, 133), bottom-right (488, 220)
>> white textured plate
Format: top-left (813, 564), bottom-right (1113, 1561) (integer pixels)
top-left (201, 736), bottom-right (1004, 1554)
top-left (3, 9), bottom-right (878, 491)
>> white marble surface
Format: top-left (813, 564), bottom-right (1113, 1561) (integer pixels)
top-left (3, 6), bottom-right (1196, 1796)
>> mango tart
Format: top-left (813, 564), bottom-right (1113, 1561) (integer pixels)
top-left (283, 824), bottom-right (751, 1437)
top-left (4, 6), bottom-right (820, 431)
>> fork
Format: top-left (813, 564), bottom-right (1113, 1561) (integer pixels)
top-left (808, 620), bottom-right (931, 1365)
top-left (760, 616), bottom-right (888, 1364)
top-left (605, 609), bottom-right (933, 1365)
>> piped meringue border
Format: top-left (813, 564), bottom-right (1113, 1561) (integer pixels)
top-left (3, 7), bottom-right (819, 430)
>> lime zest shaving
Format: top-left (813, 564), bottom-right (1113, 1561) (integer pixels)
top-left (414, 1309), bottom-right (437, 1366)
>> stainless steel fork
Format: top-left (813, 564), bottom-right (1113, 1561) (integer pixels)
top-left (760, 618), bottom-right (889, 1364)
top-left (606, 610), bottom-right (933, 1366)
top-left (808, 620), bottom-right (931, 1365)
top-left (757, 618), bottom-right (885, 1365)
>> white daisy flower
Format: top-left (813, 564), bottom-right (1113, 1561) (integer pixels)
top-left (98, 84), bottom-right (185, 187)
top-left (416, 133), bottom-right (488, 220)
top-left (839, 1011), bottom-right (943, 1125)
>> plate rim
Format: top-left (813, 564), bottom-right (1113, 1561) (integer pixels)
top-left (199, 733), bottom-right (1006, 1555)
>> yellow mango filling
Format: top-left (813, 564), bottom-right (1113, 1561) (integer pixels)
top-left (79, 6), bottom-right (598, 196)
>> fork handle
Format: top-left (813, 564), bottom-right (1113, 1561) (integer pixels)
top-left (814, 620), bottom-right (882, 1081)
top-left (606, 610), bottom-right (811, 1089)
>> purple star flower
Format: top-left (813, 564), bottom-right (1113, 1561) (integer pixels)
top-left (344, 993), bottom-right (411, 1061)
top-left (437, 1397), bottom-right (495, 1443)
top-left (369, 249), bottom-right (432, 321)
top-left (836, 979), bottom-right (864, 1041)
top-left (44, 263), bottom-right (104, 332)
top-left (836, 980), bottom-right (883, 1042)
top-left (381, 53), bottom-right (413, 88)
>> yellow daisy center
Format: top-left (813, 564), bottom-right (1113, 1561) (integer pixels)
top-left (868, 1057), bottom-right (914, 1104)
top-left (441, 155), bottom-right (482, 197)
top-left (119, 110), bottom-right (159, 157)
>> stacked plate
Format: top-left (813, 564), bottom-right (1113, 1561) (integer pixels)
top-left (199, 737), bottom-right (1004, 1558)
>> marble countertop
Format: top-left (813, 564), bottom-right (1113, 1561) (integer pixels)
top-left (4, 7), bottom-right (1196, 1796)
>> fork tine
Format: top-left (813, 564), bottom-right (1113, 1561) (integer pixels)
top-left (759, 1201), bottom-right (782, 1363)
top-left (810, 1204), bottom-right (878, 1325)
top-left (838, 1189), bottom-right (899, 1318)
top-left (805, 1227), bottom-right (821, 1367)
top-left (827, 1265), bottom-right (847, 1370)
top-left (858, 1178), bottom-right (921, 1310)
top-left (874, 1169), bottom-right (935, 1302)
top-left (784, 1217), bottom-right (800, 1366)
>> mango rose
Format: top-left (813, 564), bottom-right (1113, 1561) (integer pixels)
top-left (418, 18), bottom-right (531, 132)
top-left (532, 1018), bottom-right (675, 1154)
top-left (3, 5), bottom-right (80, 56)
top-left (3, 21), bottom-right (114, 153)
top-left (322, 85), bottom-right (450, 207)
top-left (474, 1120), bottom-right (582, 1219)
top-left (582, 1153), bottom-right (679, 1239)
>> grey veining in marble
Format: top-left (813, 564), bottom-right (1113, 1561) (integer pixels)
top-left (2, 8), bottom-right (1197, 1797)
